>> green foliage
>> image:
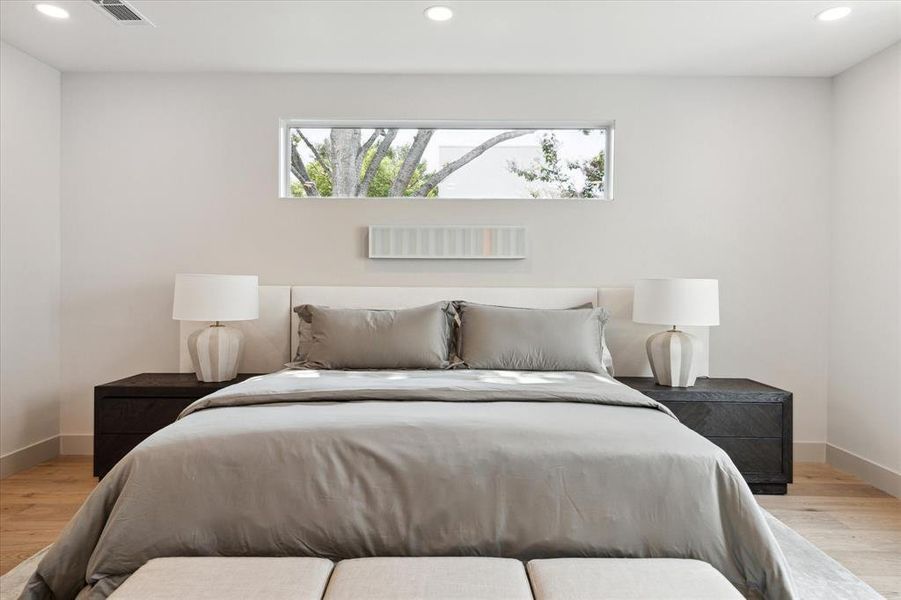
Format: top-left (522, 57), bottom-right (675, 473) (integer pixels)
top-left (307, 158), bottom-right (333, 196)
top-left (507, 133), bottom-right (605, 198)
top-left (291, 136), bottom-right (437, 198)
top-left (361, 144), bottom-right (437, 198)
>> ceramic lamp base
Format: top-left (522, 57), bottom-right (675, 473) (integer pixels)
top-left (187, 324), bottom-right (244, 382)
top-left (646, 328), bottom-right (700, 387)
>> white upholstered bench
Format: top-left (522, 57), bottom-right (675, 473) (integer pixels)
top-left (108, 557), bottom-right (334, 600)
top-left (527, 558), bottom-right (745, 600)
top-left (324, 557), bottom-right (532, 600)
top-left (110, 556), bottom-right (743, 599)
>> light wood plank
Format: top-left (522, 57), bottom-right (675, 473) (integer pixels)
top-left (0, 456), bottom-right (93, 575)
top-left (758, 463), bottom-right (901, 599)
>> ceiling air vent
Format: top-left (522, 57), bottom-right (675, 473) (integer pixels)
top-left (91, 0), bottom-right (154, 26)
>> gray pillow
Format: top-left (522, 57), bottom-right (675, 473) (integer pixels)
top-left (563, 302), bottom-right (615, 376)
top-left (455, 302), bottom-right (611, 374)
top-left (291, 302), bottom-right (457, 370)
top-left (292, 305), bottom-right (316, 363)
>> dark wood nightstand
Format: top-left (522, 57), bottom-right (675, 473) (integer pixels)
top-left (617, 377), bottom-right (793, 495)
top-left (93, 373), bottom-right (258, 478)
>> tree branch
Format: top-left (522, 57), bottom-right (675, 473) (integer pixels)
top-left (388, 129), bottom-right (434, 197)
top-left (358, 129), bottom-right (381, 158)
top-left (330, 128), bottom-right (361, 197)
top-left (297, 132), bottom-right (331, 176)
top-left (290, 144), bottom-right (319, 197)
top-left (414, 130), bottom-right (534, 197)
top-left (358, 128), bottom-right (398, 197)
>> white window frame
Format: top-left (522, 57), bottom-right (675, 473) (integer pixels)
top-left (278, 120), bottom-right (615, 201)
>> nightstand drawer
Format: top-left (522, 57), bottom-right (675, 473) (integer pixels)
top-left (94, 374), bottom-right (260, 480)
top-left (618, 377), bottom-right (791, 494)
top-left (96, 396), bottom-right (195, 433)
top-left (709, 437), bottom-right (783, 475)
top-left (662, 401), bottom-right (781, 438)
top-left (94, 433), bottom-right (151, 477)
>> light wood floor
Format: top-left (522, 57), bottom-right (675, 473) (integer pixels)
top-left (757, 462), bottom-right (901, 599)
top-left (2, 459), bottom-right (899, 597)
top-left (0, 457), bottom-right (95, 576)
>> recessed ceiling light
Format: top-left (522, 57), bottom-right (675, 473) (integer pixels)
top-left (424, 5), bottom-right (453, 22)
top-left (35, 3), bottom-right (70, 19)
top-left (815, 6), bottom-right (851, 21)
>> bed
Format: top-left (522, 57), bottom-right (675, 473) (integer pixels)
top-left (21, 287), bottom-right (794, 600)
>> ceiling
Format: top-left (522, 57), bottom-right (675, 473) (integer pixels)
top-left (1, 0), bottom-right (899, 76)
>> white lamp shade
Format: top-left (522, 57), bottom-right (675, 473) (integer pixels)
top-left (172, 274), bottom-right (259, 322)
top-left (632, 278), bottom-right (720, 327)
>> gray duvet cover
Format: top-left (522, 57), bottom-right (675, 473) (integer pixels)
top-left (22, 370), bottom-right (794, 599)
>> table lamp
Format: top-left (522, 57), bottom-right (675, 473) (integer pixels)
top-left (632, 278), bottom-right (719, 387)
top-left (172, 274), bottom-right (259, 382)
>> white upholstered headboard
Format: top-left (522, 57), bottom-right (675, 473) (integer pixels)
top-left (179, 286), bottom-right (709, 378)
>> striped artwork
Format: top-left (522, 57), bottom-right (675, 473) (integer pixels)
top-left (368, 226), bottom-right (526, 259)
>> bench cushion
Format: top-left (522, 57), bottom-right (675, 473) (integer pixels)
top-left (527, 558), bottom-right (744, 600)
top-left (109, 557), bottom-right (334, 600)
top-left (323, 557), bottom-right (532, 600)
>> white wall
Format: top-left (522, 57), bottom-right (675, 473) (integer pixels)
top-left (58, 73), bottom-right (832, 451)
top-left (828, 42), bottom-right (901, 495)
top-left (0, 42), bottom-right (61, 475)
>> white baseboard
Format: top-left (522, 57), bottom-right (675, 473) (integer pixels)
top-left (793, 441), bottom-right (826, 462)
top-left (0, 435), bottom-right (60, 478)
top-left (826, 443), bottom-right (901, 497)
top-left (59, 434), bottom-right (93, 455)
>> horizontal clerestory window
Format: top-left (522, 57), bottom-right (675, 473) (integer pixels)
top-left (279, 122), bottom-right (614, 200)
